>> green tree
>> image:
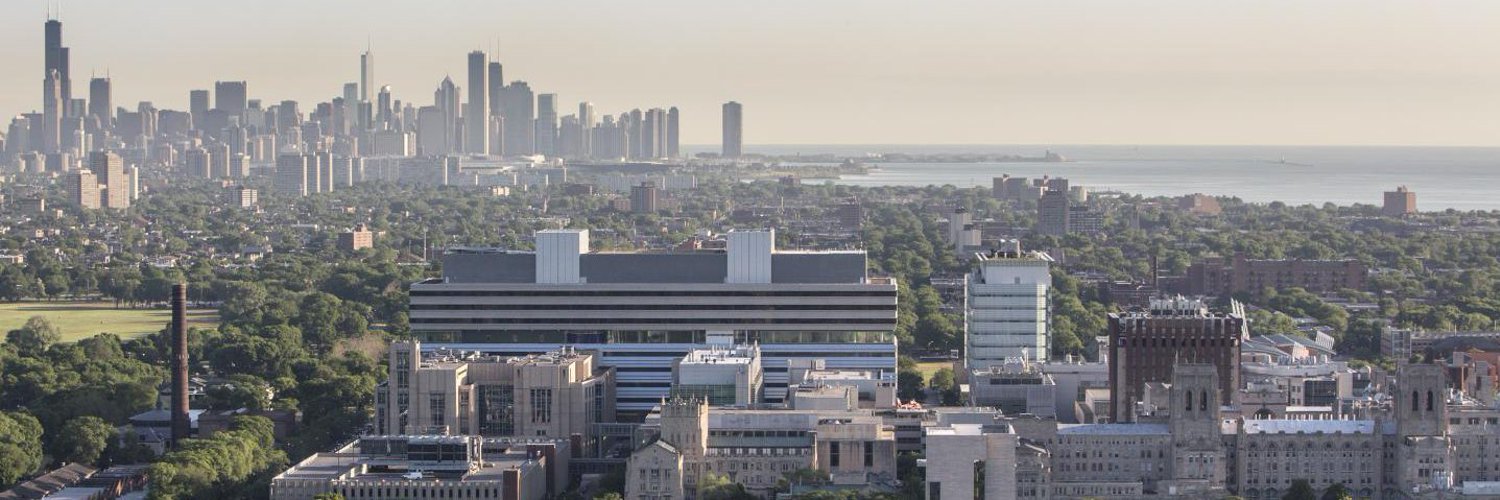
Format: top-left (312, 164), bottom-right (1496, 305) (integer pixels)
top-left (313, 494), bottom-right (346, 500)
top-left (1319, 483), bottom-right (1352, 500)
top-left (698, 473), bottom-right (756, 500)
top-left (1283, 479), bottom-right (1317, 500)
top-left (593, 493), bottom-right (623, 500)
top-left (896, 357), bottom-right (925, 401)
top-left (930, 367), bottom-right (961, 405)
top-left (5, 316), bottom-right (62, 357)
top-left (49, 416), bottom-right (115, 466)
top-left (0, 411), bottom-right (44, 488)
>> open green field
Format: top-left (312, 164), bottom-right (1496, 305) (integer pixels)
top-left (0, 301), bottom-right (219, 342)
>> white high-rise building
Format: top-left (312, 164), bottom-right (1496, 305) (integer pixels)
top-left (965, 241), bottom-right (1053, 368)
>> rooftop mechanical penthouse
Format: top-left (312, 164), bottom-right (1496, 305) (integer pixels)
top-left (409, 229), bottom-right (899, 415)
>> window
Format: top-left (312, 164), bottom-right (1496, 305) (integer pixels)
top-left (865, 441), bottom-right (875, 468)
top-left (830, 442), bottom-right (841, 467)
top-left (429, 393), bottom-right (446, 427)
top-left (479, 385), bottom-right (515, 436)
top-left (532, 388), bottom-right (553, 424)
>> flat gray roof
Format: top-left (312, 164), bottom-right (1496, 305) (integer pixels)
top-left (441, 251), bottom-right (869, 284)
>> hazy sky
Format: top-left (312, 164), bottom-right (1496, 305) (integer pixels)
top-left (2, 0), bottom-right (1498, 146)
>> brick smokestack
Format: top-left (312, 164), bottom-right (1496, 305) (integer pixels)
top-left (171, 283), bottom-right (190, 445)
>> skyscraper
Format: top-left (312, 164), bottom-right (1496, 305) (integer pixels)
top-left (41, 71), bottom-right (63, 153)
top-left (667, 107), bottom-right (680, 159)
top-left (214, 81), bottom-right (248, 115)
top-left (89, 151), bottom-right (129, 209)
top-left (965, 243), bottom-right (1053, 368)
top-left (534, 93), bottom-right (558, 157)
top-left (486, 62), bottom-right (504, 155)
top-left (43, 19), bottom-right (72, 117)
top-left (417, 106), bottom-right (450, 156)
top-left (465, 51), bottom-right (489, 155)
top-left (275, 153), bottom-right (308, 197)
top-left (190, 89), bottom-right (210, 127)
top-left (66, 170), bottom-right (99, 209)
top-left (361, 48), bottom-right (375, 103)
top-left (578, 102), bottom-right (596, 158)
top-left (499, 81), bottom-right (534, 156)
top-left (434, 77), bottom-right (461, 154)
top-left (1036, 190), bottom-right (1070, 236)
top-left (722, 101), bottom-right (742, 158)
top-left (643, 108), bottom-right (665, 159)
top-left (377, 85), bottom-right (394, 130)
top-left (88, 77), bottom-right (112, 128)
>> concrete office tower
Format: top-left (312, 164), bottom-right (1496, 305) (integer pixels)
top-left (434, 77), bottom-right (461, 154)
top-left (966, 242), bottom-right (1053, 369)
top-left (210, 143), bottom-right (232, 177)
top-left (1108, 296), bottom-right (1246, 422)
top-left (534, 94), bottom-right (558, 157)
top-left (630, 182), bottom-right (659, 213)
top-left (43, 19), bottom-right (72, 115)
top-left (229, 154), bottom-right (249, 178)
top-left (500, 81), bottom-right (535, 156)
top-left (234, 186), bottom-right (258, 208)
top-left (376, 85), bottom-right (394, 130)
top-left (643, 108), bottom-right (666, 159)
top-left (88, 77), bottom-right (111, 128)
top-left (214, 81), bottom-right (247, 115)
top-left (486, 62), bottom-right (505, 155)
top-left (277, 100), bottom-right (301, 133)
top-left (41, 71), bottom-right (63, 153)
top-left (417, 106), bottom-right (450, 155)
top-left (89, 151), bottom-right (129, 209)
top-left (125, 166), bottom-right (140, 200)
top-left (1384, 186), bottom-right (1417, 217)
top-left (340, 83), bottom-right (359, 134)
top-left (465, 51), bottom-right (489, 154)
top-left (409, 228), bottom-right (897, 414)
top-left (1036, 189), bottom-right (1070, 236)
top-left (184, 147), bottom-right (211, 178)
top-left (948, 207), bottom-right (972, 245)
top-left (722, 101), bottom-right (743, 158)
top-left (330, 156), bottom-right (357, 188)
top-left (189, 89), bottom-right (210, 127)
top-left (667, 107), bottom-right (680, 159)
top-left (578, 102), bottom-right (595, 158)
top-left (312, 152), bottom-right (332, 194)
top-left (66, 170), bottom-right (100, 209)
top-left (360, 48), bottom-right (375, 103)
top-left (275, 153), bottom-right (309, 197)
top-left (558, 115), bottom-right (581, 158)
top-left (627, 109), bottom-right (644, 159)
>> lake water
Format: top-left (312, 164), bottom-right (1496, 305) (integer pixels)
top-left (724, 145), bottom-right (1500, 211)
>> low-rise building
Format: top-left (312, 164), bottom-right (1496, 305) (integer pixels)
top-left (671, 345), bottom-right (762, 406)
top-left (269, 435), bottom-right (567, 500)
top-left (377, 341), bottom-right (615, 449)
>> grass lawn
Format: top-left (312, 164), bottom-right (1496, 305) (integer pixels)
top-left (0, 301), bottom-right (219, 342)
top-left (915, 361), bottom-right (955, 383)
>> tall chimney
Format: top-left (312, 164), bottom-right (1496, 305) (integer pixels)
top-left (170, 283), bottom-right (190, 445)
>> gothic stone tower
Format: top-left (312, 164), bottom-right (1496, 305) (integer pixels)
top-left (660, 396), bottom-right (709, 491)
top-left (1395, 363), bottom-right (1452, 493)
top-left (1168, 363), bottom-right (1227, 493)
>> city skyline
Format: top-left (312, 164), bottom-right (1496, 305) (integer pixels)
top-left (2, 0), bottom-right (1499, 147)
